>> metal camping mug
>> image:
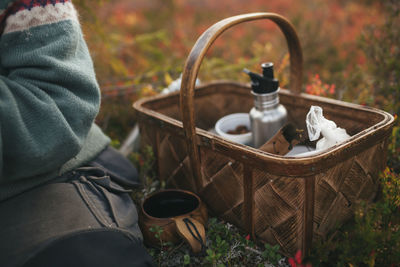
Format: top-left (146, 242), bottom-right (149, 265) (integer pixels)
top-left (139, 189), bottom-right (208, 253)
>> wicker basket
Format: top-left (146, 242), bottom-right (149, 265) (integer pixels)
top-left (133, 13), bottom-right (395, 255)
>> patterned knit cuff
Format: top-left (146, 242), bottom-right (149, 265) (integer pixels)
top-left (2, 0), bottom-right (78, 34)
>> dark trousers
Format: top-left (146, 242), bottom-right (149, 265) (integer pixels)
top-left (0, 147), bottom-right (154, 267)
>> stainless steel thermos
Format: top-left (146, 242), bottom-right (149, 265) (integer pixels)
top-left (244, 63), bottom-right (287, 148)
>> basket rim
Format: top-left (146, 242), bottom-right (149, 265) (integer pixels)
top-left (134, 81), bottom-right (395, 173)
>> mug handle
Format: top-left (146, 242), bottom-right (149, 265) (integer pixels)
top-left (174, 217), bottom-right (206, 254)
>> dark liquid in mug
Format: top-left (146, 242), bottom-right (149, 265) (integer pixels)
top-left (143, 191), bottom-right (199, 218)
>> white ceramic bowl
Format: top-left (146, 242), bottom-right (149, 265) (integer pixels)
top-left (215, 113), bottom-right (252, 145)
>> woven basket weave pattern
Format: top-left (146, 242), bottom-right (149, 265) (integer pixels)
top-left (134, 13), bottom-right (394, 254)
top-left (136, 82), bottom-right (392, 254)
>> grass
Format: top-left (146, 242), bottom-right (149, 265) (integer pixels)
top-left (145, 217), bottom-right (289, 267)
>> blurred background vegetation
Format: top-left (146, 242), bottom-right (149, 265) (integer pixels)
top-left (74, 0), bottom-right (399, 143)
top-left (72, 0), bottom-right (399, 265)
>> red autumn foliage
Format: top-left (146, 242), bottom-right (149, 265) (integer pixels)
top-left (288, 250), bottom-right (312, 267)
top-left (76, 0), bottom-right (384, 88)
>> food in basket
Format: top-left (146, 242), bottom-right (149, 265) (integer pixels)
top-left (227, 125), bottom-right (250, 134)
top-left (215, 113), bottom-right (252, 145)
top-left (258, 123), bottom-right (304, 155)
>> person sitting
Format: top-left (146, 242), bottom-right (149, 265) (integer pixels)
top-left (0, 0), bottom-right (153, 266)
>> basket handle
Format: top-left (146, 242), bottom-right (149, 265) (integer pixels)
top-left (179, 13), bottom-right (303, 191)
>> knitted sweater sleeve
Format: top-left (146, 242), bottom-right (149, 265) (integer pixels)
top-left (0, 0), bottom-right (102, 181)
